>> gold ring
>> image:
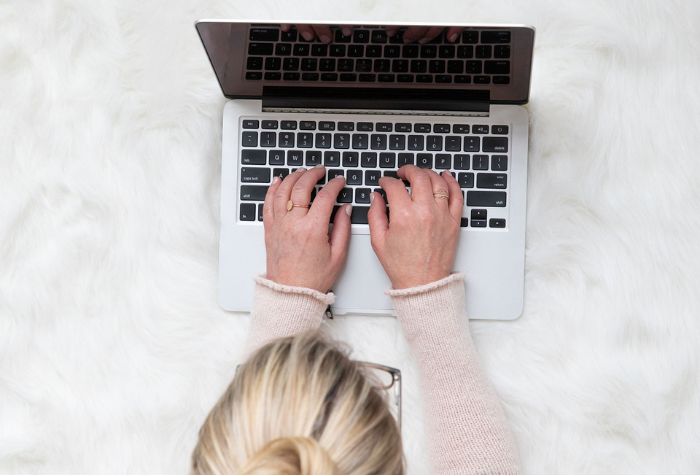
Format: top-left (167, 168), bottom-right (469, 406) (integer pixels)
top-left (287, 200), bottom-right (310, 211)
top-left (433, 193), bottom-right (450, 200)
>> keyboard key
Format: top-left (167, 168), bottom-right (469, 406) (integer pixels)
top-left (416, 153), bottom-right (432, 169)
top-left (471, 219), bottom-right (487, 228)
top-left (445, 136), bottom-right (461, 151)
top-left (460, 218), bottom-right (469, 227)
top-left (348, 44), bottom-right (364, 57)
top-left (241, 167), bottom-right (271, 183)
top-left (371, 30), bottom-right (387, 43)
top-left (439, 45), bottom-right (455, 58)
top-left (462, 31), bottom-right (479, 43)
top-left (383, 170), bottom-right (399, 179)
top-left (453, 124), bottom-right (469, 134)
top-left (408, 135), bottom-right (424, 151)
top-left (321, 73), bottom-right (338, 81)
top-left (457, 45), bottom-right (474, 58)
top-left (454, 154), bottom-right (470, 169)
top-left (342, 152), bottom-right (359, 167)
top-left (356, 59), bottom-right (372, 72)
top-left (241, 149), bottom-right (266, 165)
top-left (335, 30), bottom-right (352, 43)
top-left (483, 137), bottom-right (509, 152)
top-left (324, 151), bottom-right (340, 167)
top-left (378, 74), bottom-right (395, 82)
top-left (248, 43), bottom-right (273, 55)
top-left (435, 154), bottom-right (451, 169)
top-left (315, 133), bottom-right (331, 148)
top-left (293, 44), bottom-right (309, 56)
top-left (455, 75), bottom-right (472, 84)
top-left (389, 135), bottom-right (406, 150)
top-left (436, 75), bottom-right (452, 83)
top-left (346, 169), bottom-right (362, 185)
top-left (282, 58), bottom-right (299, 71)
top-left (379, 153), bottom-right (396, 168)
top-left (473, 155), bottom-right (489, 170)
top-left (385, 44), bottom-right (401, 57)
top-left (415, 123), bottom-right (431, 133)
top-left (311, 44), bottom-right (327, 56)
top-left (276, 43), bottom-right (292, 56)
top-left (433, 124), bottom-right (450, 133)
top-left (262, 120), bottom-right (278, 129)
top-left (371, 134), bottom-right (387, 150)
top-left (242, 120), bottom-right (259, 129)
top-left (240, 203), bottom-right (256, 221)
top-left (467, 191), bottom-right (506, 207)
top-left (305, 151), bottom-right (322, 166)
top-left (353, 29), bottom-right (370, 43)
top-left (263, 72), bottom-right (282, 80)
top-left (491, 155), bottom-right (508, 171)
top-left (328, 168), bottom-right (344, 180)
top-left (301, 73), bottom-right (319, 81)
top-left (338, 188), bottom-right (353, 203)
top-left (260, 132), bottom-right (276, 147)
top-left (240, 185), bottom-right (269, 201)
top-left (268, 150), bottom-right (285, 165)
top-left (374, 59), bottom-right (390, 72)
top-left (297, 132), bottom-right (313, 148)
top-left (301, 58), bottom-right (318, 71)
top-left (474, 75), bottom-right (491, 84)
top-left (281, 121), bottom-right (297, 130)
top-left (464, 137), bottom-right (480, 152)
top-left (377, 123), bottom-right (392, 132)
top-left (300, 121), bottom-right (316, 130)
top-left (264, 58), bottom-right (281, 71)
top-left (458, 172), bottom-right (475, 188)
top-left (245, 72), bottom-right (262, 80)
top-left (477, 173), bottom-right (507, 189)
top-left (489, 218), bottom-right (506, 228)
top-left (278, 132), bottom-right (294, 147)
top-left (334, 133), bottom-right (350, 149)
top-left (420, 45), bottom-right (437, 58)
top-left (411, 60), bottom-right (427, 73)
top-left (361, 152), bottom-right (377, 168)
top-left (338, 122), bottom-right (354, 131)
top-left (465, 61), bottom-right (482, 74)
top-left (426, 136), bottom-right (443, 151)
top-left (357, 122), bottom-right (373, 132)
top-left (258, 203), bottom-right (264, 221)
top-left (447, 60), bottom-right (464, 74)
top-left (471, 209), bottom-right (487, 220)
top-left (481, 31), bottom-right (511, 43)
top-left (351, 206), bottom-right (370, 224)
top-left (247, 57), bottom-right (263, 70)
top-left (355, 188), bottom-right (371, 203)
top-left (492, 125), bottom-right (509, 135)
top-left (365, 170), bottom-right (381, 186)
top-left (416, 75), bottom-right (433, 83)
top-left (395, 123), bottom-right (412, 132)
top-left (366, 45), bottom-right (382, 57)
top-left (472, 125), bottom-right (489, 134)
top-left (249, 28), bottom-right (279, 42)
top-left (272, 168), bottom-right (290, 180)
top-left (283, 68), bottom-right (299, 78)
top-left (241, 131), bottom-right (258, 147)
top-left (359, 73), bottom-right (376, 82)
top-left (287, 150), bottom-right (303, 166)
top-left (485, 60), bottom-right (510, 75)
top-left (403, 45), bottom-right (419, 58)
top-left (494, 45), bottom-right (511, 58)
top-left (319, 59), bottom-right (335, 71)
top-left (398, 153), bottom-right (414, 167)
top-left (330, 45), bottom-right (346, 57)
top-left (338, 59), bottom-right (354, 72)
top-left (319, 121), bottom-right (335, 131)
top-left (352, 134), bottom-right (369, 149)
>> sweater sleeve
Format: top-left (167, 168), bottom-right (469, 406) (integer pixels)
top-left (387, 274), bottom-right (520, 475)
top-left (243, 274), bottom-right (333, 356)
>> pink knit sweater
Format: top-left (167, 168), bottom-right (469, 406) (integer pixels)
top-left (245, 274), bottom-right (521, 475)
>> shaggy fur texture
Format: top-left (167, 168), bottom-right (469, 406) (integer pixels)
top-left (1, 0), bottom-right (699, 473)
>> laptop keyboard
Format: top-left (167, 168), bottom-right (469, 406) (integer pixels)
top-left (245, 26), bottom-right (511, 85)
top-left (238, 117), bottom-right (510, 229)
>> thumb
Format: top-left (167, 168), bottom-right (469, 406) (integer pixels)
top-left (329, 204), bottom-right (352, 267)
top-left (367, 192), bottom-right (389, 255)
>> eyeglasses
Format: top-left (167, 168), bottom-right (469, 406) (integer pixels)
top-left (234, 361), bottom-right (402, 432)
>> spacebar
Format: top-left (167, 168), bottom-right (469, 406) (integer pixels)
top-left (466, 191), bottom-right (506, 207)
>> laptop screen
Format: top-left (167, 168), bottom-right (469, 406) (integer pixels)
top-left (196, 21), bottom-right (534, 105)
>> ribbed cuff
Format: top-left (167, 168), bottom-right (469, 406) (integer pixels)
top-left (385, 272), bottom-right (466, 297)
top-left (254, 274), bottom-right (335, 305)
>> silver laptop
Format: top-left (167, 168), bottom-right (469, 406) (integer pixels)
top-left (196, 20), bottom-right (535, 320)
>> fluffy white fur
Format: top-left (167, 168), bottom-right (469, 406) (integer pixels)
top-left (1, 0), bottom-right (699, 473)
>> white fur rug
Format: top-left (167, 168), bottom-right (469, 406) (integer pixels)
top-left (2, 0), bottom-right (699, 473)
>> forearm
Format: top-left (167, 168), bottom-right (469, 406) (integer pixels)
top-left (244, 274), bottom-right (333, 356)
top-left (389, 274), bottom-right (520, 475)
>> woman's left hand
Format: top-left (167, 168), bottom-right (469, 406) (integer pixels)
top-left (263, 165), bottom-right (352, 293)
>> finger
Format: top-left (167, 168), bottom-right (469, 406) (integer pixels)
top-left (367, 191), bottom-right (389, 254)
top-left (312, 25), bottom-right (333, 44)
top-left (308, 175), bottom-right (346, 222)
top-left (385, 25), bottom-right (401, 37)
top-left (280, 24), bottom-right (291, 32)
top-left (446, 26), bottom-right (463, 43)
top-left (329, 203), bottom-right (352, 268)
top-left (378, 176), bottom-right (411, 208)
top-left (340, 25), bottom-right (354, 38)
top-left (402, 26), bottom-right (429, 43)
top-left (287, 165), bottom-right (326, 215)
top-left (273, 167), bottom-right (307, 217)
top-left (263, 175), bottom-right (283, 231)
top-left (396, 165), bottom-right (433, 202)
top-left (422, 168), bottom-right (450, 207)
top-left (418, 26), bottom-right (446, 44)
top-left (442, 170), bottom-right (464, 221)
top-left (296, 24), bottom-right (316, 41)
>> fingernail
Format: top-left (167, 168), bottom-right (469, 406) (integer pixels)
top-left (298, 167), bottom-right (307, 172)
top-left (314, 164), bottom-right (324, 168)
top-left (342, 27), bottom-right (352, 36)
top-left (370, 192), bottom-right (375, 204)
top-left (272, 176), bottom-right (280, 184)
top-left (302, 31), bottom-right (314, 41)
top-left (449, 33), bottom-right (459, 42)
top-left (443, 170), bottom-right (452, 177)
top-left (418, 37), bottom-right (430, 44)
top-left (345, 204), bottom-right (353, 217)
top-left (320, 35), bottom-right (332, 44)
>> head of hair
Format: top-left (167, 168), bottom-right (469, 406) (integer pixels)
top-left (191, 331), bottom-right (405, 475)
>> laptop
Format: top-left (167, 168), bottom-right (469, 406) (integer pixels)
top-left (195, 20), bottom-right (535, 320)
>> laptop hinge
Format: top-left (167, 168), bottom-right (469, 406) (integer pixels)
top-left (261, 86), bottom-right (490, 117)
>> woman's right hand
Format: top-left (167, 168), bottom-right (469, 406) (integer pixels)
top-left (367, 166), bottom-right (463, 289)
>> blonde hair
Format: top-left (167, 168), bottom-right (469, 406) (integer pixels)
top-left (191, 331), bottom-right (405, 475)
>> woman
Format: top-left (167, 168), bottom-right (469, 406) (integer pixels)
top-left (191, 165), bottom-right (521, 474)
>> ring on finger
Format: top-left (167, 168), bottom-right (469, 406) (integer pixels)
top-left (287, 200), bottom-right (310, 211)
top-left (433, 190), bottom-right (450, 200)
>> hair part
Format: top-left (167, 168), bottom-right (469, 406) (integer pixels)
top-left (191, 331), bottom-right (405, 475)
